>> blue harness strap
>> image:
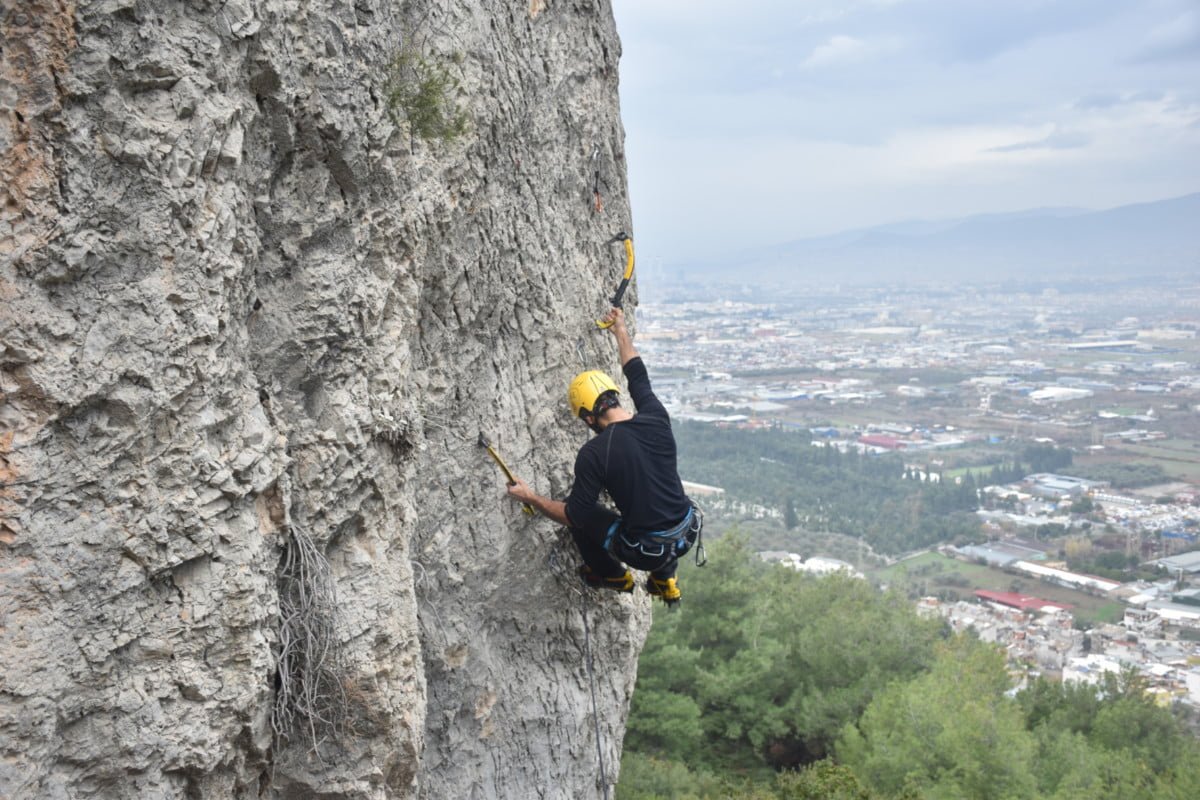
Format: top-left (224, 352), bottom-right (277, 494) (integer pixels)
top-left (603, 519), bottom-right (622, 553)
top-left (642, 506), bottom-right (695, 544)
top-left (605, 506), bottom-right (696, 559)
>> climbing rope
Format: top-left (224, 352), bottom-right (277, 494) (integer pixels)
top-left (546, 547), bottom-right (585, 597)
top-left (580, 591), bottom-right (611, 800)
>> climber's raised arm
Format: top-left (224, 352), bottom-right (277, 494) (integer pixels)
top-left (600, 308), bottom-right (637, 367)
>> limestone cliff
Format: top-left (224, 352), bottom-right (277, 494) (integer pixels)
top-left (0, 1), bottom-right (649, 797)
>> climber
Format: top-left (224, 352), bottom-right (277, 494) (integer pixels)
top-left (506, 308), bottom-right (700, 605)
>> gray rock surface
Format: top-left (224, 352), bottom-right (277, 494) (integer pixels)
top-left (1, 1), bottom-right (649, 797)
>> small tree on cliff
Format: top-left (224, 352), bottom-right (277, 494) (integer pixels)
top-left (385, 47), bottom-right (470, 144)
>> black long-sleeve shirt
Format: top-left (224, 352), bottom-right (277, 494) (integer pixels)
top-left (565, 357), bottom-right (691, 536)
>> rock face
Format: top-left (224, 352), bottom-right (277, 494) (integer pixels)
top-left (1, 1), bottom-right (649, 797)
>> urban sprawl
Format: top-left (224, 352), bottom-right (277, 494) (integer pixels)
top-left (640, 279), bottom-right (1200, 709)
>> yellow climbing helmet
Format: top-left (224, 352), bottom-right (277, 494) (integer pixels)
top-left (568, 370), bottom-right (620, 420)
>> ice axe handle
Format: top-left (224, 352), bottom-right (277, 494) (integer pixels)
top-left (479, 434), bottom-right (535, 516)
top-left (608, 278), bottom-right (630, 309)
top-left (595, 279), bottom-right (629, 329)
top-left (596, 234), bottom-right (634, 329)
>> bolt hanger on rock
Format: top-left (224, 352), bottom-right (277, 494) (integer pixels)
top-left (595, 231), bottom-right (633, 330)
top-left (478, 431), bottom-right (535, 516)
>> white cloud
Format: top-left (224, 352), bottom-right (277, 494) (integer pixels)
top-left (988, 129), bottom-right (1090, 153)
top-left (802, 35), bottom-right (871, 68)
top-left (1136, 9), bottom-right (1200, 61)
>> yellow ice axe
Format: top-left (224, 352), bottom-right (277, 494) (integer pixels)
top-left (596, 232), bottom-right (634, 329)
top-left (478, 432), bottom-right (535, 516)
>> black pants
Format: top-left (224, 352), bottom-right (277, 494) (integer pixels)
top-left (570, 505), bottom-right (678, 582)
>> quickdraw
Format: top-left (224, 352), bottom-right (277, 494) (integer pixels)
top-left (591, 145), bottom-right (604, 213)
top-left (595, 231), bottom-right (634, 329)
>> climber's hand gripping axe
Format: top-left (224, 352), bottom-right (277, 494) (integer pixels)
top-left (595, 231), bottom-right (634, 329)
top-left (478, 432), bottom-right (535, 516)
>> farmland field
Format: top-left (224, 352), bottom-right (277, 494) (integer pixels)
top-left (1077, 438), bottom-right (1200, 483)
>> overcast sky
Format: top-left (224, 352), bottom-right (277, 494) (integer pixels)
top-left (610, 0), bottom-right (1200, 264)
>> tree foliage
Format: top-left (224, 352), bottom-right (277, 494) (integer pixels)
top-left (837, 637), bottom-right (1037, 800)
top-left (1016, 671), bottom-right (1200, 799)
top-left (674, 422), bottom-right (981, 554)
top-left (1021, 444), bottom-right (1073, 474)
top-left (1068, 462), bottom-right (1169, 489)
top-left (384, 48), bottom-right (470, 143)
top-left (619, 537), bottom-right (1200, 800)
top-left (626, 536), bottom-right (945, 772)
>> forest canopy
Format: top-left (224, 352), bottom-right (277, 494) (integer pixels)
top-left (618, 537), bottom-right (1200, 800)
top-left (674, 422), bottom-right (982, 554)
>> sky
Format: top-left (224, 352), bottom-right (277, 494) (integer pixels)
top-left (609, 0), bottom-right (1200, 264)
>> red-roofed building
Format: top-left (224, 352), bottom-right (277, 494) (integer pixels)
top-left (975, 589), bottom-right (1073, 613)
top-left (858, 434), bottom-right (904, 450)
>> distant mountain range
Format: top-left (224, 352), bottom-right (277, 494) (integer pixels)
top-left (676, 192), bottom-right (1199, 287)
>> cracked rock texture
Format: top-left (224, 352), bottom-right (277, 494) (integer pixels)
top-left (1, 1), bottom-right (649, 797)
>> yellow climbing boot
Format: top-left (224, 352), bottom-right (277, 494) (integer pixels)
top-left (646, 576), bottom-right (681, 606)
top-left (579, 566), bottom-right (634, 593)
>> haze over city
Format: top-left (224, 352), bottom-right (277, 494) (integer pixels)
top-left (611, 0), bottom-right (1200, 270)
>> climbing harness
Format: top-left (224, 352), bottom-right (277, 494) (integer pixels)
top-left (591, 146), bottom-right (604, 213)
top-left (602, 503), bottom-right (705, 573)
top-left (580, 592), bottom-right (612, 800)
top-left (595, 232), bottom-right (634, 329)
top-left (477, 431), bottom-right (535, 516)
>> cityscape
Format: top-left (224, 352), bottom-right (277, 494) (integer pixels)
top-left (638, 276), bottom-right (1200, 709)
